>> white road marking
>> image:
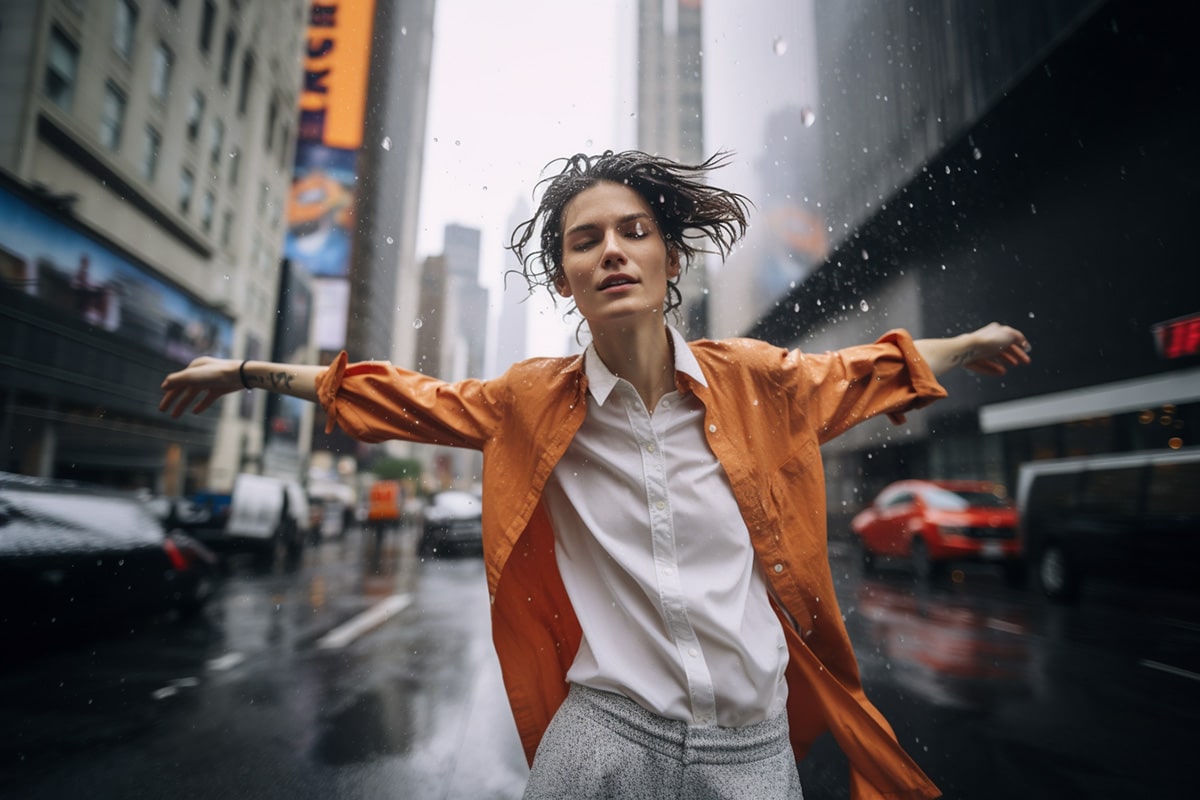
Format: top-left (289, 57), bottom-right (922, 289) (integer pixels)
top-left (316, 594), bottom-right (413, 650)
top-left (1139, 659), bottom-right (1200, 682)
top-left (206, 652), bottom-right (246, 672)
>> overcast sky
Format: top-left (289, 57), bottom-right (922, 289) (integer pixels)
top-left (415, 0), bottom-right (638, 358)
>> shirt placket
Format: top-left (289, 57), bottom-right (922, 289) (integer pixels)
top-left (622, 386), bottom-right (718, 726)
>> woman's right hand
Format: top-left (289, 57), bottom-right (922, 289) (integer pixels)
top-left (159, 356), bottom-right (243, 418)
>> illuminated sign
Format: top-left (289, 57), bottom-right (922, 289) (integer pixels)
top-left (1153, 313), bottom-right (1200, 360)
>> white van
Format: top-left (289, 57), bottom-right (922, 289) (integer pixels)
top-left (224, 473), bottom-right (311, 562)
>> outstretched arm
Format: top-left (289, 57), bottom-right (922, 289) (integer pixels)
top-left (159, 357), bottom-right (324, 418)
top-left (914, 322), bottom-right (1032, 377)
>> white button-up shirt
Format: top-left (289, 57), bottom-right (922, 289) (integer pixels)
top-left (542, 327), bottom-right (789, 728)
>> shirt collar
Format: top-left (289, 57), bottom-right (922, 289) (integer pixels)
top-left (584, 326), bottom-right (708, 406)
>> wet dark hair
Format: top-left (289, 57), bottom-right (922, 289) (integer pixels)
top-left (507, 150), bottom-right (751, 316)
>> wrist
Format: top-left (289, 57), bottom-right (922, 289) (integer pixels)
top-left (239, 359), bottom-right (253, 390)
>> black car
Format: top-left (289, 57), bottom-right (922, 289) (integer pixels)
top-left (0, 472), bottom-right (218, 647)
top-left (419, 490), bottom-right (483, 557)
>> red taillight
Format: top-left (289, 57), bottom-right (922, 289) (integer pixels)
top-left (162, 537), bottom-right (189, 571)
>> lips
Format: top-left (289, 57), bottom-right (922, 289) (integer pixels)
top-left (598, 274), bottom-right (637, 290)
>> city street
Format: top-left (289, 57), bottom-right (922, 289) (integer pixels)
top-left (1, 526), bottom-right (1196, 799)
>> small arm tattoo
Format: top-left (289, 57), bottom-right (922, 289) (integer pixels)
top-left (269, 371), bottom-right (295, 390)
top-left (951, 348), bottom-right (977, 365)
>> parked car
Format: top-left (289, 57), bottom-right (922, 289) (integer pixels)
top-left (850, 479), bottom-right (1023, 584)
top-left (223, 473), bottom-right (311, 563)
top-left (1016, 447), bottom-right (1200, 602)
top-left (419, 490), bottom-right (483, 557)
top-left (143, 493), bottom-right (230, 550)
top-left (0, 472), bottom-right (218, 646)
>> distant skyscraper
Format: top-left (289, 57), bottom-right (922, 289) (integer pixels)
top-left (492, 199), bottom-right (532, 374)
top-left (637, 0), bottom-right (707, 335)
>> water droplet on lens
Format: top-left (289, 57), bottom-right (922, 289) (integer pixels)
top-left (772, 36), bottom-right (788, 55)
top-left (386, 236), bottom-right (394, 244)
top-left (860, 300), bottom-right (870, 312)
top-left (381, 137), bottom-right (392, 151)
top-left (412, 318), bottom-right (424, 329)
top-left (801, 107), bottom-right (816, 127)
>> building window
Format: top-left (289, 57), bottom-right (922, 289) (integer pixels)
top-left (228, 148), bottom-right (240, 186)
top-left (221, 208), bottom-right (234, 249)
top-left (179, 168), bottom-right (194, 214)
top-left (150, 42), bottom-right (173, 101)
top-left (99, 82), bottom-right (126, 151)
top-left (141, 125), bottom-right (161, 181)
top-left (199, 0), bottom-right (217, 55)
top-left (201, 191), bottom-right (215, 232)
top-left (186, 90), bottom-right (205, 141)
top-left (265, 95), bottom-right (278, 151)
top-left (219, 28), bottom-right (236, 86)
top-left (113, 0), bottom-right (138, 61)
top-left (44, 27), bottom-right (80, 110)
top-left (208, 118), bottom-right (224, 170)
top-left (236, 52), bottom-right (254, 115)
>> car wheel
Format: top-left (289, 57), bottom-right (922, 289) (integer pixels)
top-left (1039, 544), bottom-right (1078, 602)
top-left (911, 538), bottom-right (943, 583)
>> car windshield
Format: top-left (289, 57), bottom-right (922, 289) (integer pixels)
top-left (922, 487), bottom-right (1011, 511)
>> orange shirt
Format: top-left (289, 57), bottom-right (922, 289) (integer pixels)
top-left (316, 329), bottom-right (946, 800)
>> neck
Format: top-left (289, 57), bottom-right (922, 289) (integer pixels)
top-left (591, 320), bottom-right (675, 411)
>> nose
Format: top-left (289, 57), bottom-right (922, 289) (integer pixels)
top-left (600, 229), bottom-right (626, 268)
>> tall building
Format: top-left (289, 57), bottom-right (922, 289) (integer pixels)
top-left (491, 199), bottom-right (532, 376)
top-left (299, 0), bottom-right (436, 481)
top-left (636, 0), bottom-right (707, 336)
top-left (0, 0), bottom-right (308, 492)
top-left (730, 0), bottom-right (1198, 527)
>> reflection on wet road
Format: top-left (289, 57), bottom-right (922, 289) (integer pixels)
top-left (0, 529), bottom-right (1194, 799)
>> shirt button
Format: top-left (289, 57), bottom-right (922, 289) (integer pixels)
top-left (655, 500), bottom-right (665, 510)
top-left (773, 563), bottom-right (784, 573)
top-left (663, 566), bottom-right (674, 576)
top-left (646, 443), bottom-right (656, 453)
top-left (689, 648), bottom-right (699, 658)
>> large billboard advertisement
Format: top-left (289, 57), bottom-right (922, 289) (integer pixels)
top-left (0, 185), bottom-right (233, 364)
top-left (284, 0), bottom-right (376, 351)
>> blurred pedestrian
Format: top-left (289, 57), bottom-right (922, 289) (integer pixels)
top-left (161, 150), bottom-right (1030, 800)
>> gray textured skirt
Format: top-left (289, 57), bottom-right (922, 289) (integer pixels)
top-left (523, 683), bottom-right (804, 800)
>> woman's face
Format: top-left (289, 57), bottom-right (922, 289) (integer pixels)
top-left (556, 180), bottom-right (680, 328)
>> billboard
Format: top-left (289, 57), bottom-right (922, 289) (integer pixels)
top-left (284, 0), bottom-right (376, 350)
top-left (0, 184), bottom-right (232, 364)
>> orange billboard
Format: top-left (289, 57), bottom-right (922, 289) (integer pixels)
top-left (299, 0), bottom-right (376, 150)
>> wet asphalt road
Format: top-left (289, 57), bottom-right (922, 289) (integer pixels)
top-left (1, 527), bottom-right (1196, 799)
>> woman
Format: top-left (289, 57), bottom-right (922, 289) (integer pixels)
top-left (162, 151), bottom-right (1030, 799)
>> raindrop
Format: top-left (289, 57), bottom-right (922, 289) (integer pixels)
top-left (381, 136), bottom-right (392, 151)
top-left (386, 236), bottom-right (394, 244)
top-left (859, 300), bottom-right (870, 312)
top-left (412, 318), bottom-right (424, 329)
top-left (223, 273), bottom-right (230, 280)
top-left (801, 107), bottom-right (816, 127)
top-left (400, 25), bottom-right (408, 36)
top-left (861, 249), bottom-right (870, 261)
top-left (1028, 311), bottom-right (1036, 319)
top-left (1030, 203), bottom-right (1038, 215)
top-left (454, 139), bottom-right (461, 146)
top-left (944, 165), bottom-right (951, 174)
top-left (772, 36), bottom-right (788, 55)
top-left (585, 139), bottom-right (593, 148)
top-left (973, 147), bottom-right (982, 160)
top-left (482, 185), bottom-right (488, 191)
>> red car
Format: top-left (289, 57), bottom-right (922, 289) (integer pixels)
top-left (850, 480), bottom-right (1023, 584)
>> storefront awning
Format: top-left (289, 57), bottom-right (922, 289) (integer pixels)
top-left (979, 367), bottom-right (1200, 433)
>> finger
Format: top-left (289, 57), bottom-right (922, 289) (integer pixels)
top-left (158, 388), bottom-right (179, 412)
top-left (170, 387), bottom-right (201, 418)
top-left (191, 391), bottom-right (220, 415)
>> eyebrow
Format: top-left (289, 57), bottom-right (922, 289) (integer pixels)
top-left (564, 212), bottom-right (652, 237)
